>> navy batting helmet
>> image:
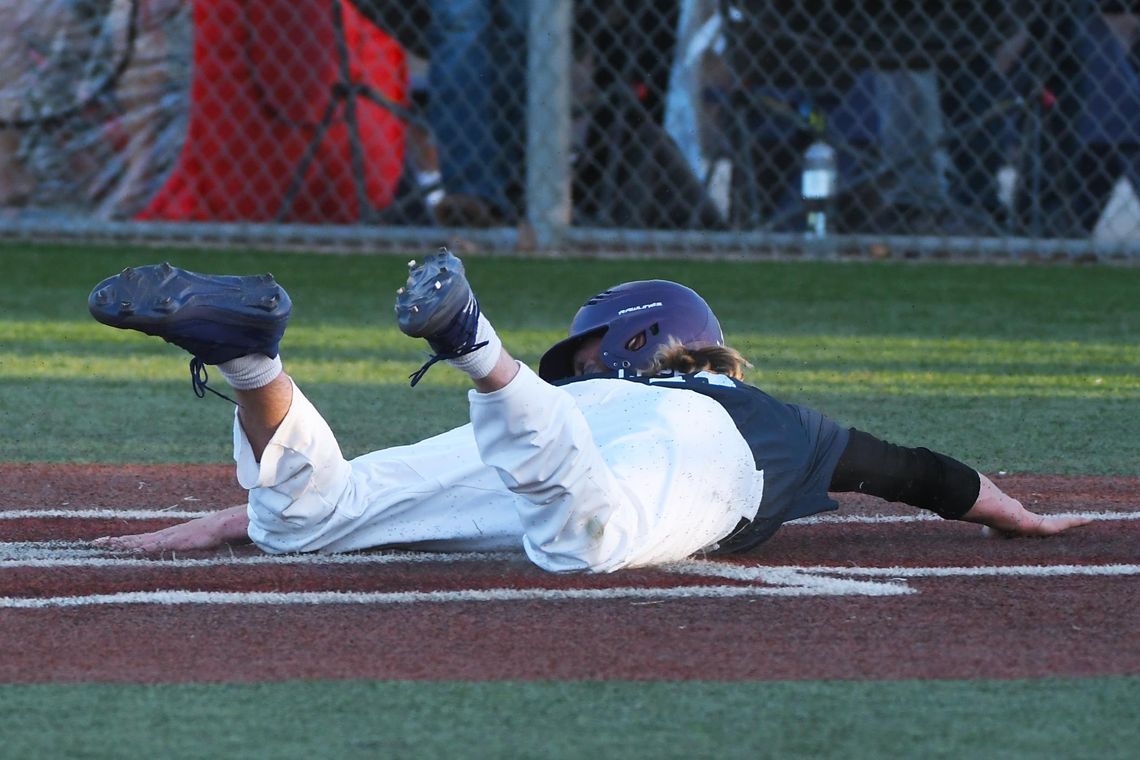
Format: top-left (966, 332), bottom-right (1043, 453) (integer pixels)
top-left (538, 280), bottom-right (724, 381)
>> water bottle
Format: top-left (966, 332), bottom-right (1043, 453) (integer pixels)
top-left (801, 139), bottom-right (837, 237)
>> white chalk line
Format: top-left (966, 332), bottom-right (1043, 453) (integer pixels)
top-left (0, 508), bottom-right (1135, 608)
top-left (0, 582), bottom-right (913, 609)
top-left (1, 555), bottom-right (1137, 609)
top-left (0, 509), bottom-right (214, 520)
top-left (0, 504), bottom-right (1136, 567)
top-left (0, 544), bottom-right (510, 567)
top-left (791, 510), bottom-right (1140, 525)
top-left (671, 558), bottom-right (1140, 582)
top-left (2, 507), bottom-right (1137, 524)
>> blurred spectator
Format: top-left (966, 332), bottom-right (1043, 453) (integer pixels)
top-left (572, 1), bottom-right (724, 229)
top-left (685, 2), bottom-right (1038, 234)
top-left (936, 28), bottom-right (1026, 233)
top-left (991, 1), bottom-right (1140, 237)
top-left (840, 69), bottom-right (955, 233)
top-left (427, 0), bottom-right (527, 228)
top-left (829, 3), bottom-right (1030, 234)
top-left (1070, 7), bottom-right (1140, 233)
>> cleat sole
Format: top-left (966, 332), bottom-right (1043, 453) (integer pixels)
top-left (88, 263), bottom-right (292, 364)
top-left (395, 249), bottom-right (472, 338)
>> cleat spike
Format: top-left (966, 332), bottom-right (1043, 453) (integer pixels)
top-left (407, 259), bottom-right (417, 269)
top-left (94, 288), bottom-right (110, 305)
top-left (394, 248), bottom-right (478, 386)
top-left (254, 293), bottom-right (279, 312)
top-left (119, 300), bottom-right (134, 315)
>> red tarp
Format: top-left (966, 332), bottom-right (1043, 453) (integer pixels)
top-left (140, 0), bottom-right (406, 223)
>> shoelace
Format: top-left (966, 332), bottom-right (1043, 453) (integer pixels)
top-left (408, 339), bottom-right (489, 387)
top-left (189, 357), bottom-right (240, 406)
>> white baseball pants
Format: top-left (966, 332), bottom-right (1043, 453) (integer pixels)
top-left (236, 363), bottom-right (763, 572)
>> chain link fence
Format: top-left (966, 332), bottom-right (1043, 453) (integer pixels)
top-left (1, 1), bottom-right (1137, 260)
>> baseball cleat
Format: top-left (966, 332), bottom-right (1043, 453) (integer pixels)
top-left (395, 247), bottom-right (487, 385)
top-left (89, 262), bottom-right (292, 366)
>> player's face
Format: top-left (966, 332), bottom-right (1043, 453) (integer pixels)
top-left (571, 335), bottom-right (605, 376)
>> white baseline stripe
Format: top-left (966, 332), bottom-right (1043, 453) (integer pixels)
top-left (0, 582), bottom-right (911, 609)
top-left (2, 508), bottom-right (1136, 524)
top-left (791, 510), bottom-right (1140, 525)
top-left (0, 509), bottom-right (215, 520)
top-left (0, 544), bottom-right (511, 567)
top-left (1, 557), bottom-right (1132, 609)
top-left (803, 563), bottom-right (1140, 578)
top-left (670, 558), bottom-right (1140, 581)
top-left (1, 558), bottom-right (1132, 608)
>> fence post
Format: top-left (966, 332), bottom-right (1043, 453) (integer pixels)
top-left (526, 0), bottom-right (572, 249)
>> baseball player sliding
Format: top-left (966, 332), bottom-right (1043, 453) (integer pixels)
top-left (88, 249), bottom-right (1088, 571)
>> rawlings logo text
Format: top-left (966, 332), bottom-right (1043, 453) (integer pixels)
top-left (617, 301), bottom-right (663, 315)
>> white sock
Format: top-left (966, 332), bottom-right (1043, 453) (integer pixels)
top-left (445, 312), bottom-right (502, 380)
top-left (217, 354), bottom-right (283, 390)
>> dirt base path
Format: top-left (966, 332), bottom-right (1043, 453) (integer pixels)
top-left (1, 465), bottom-right (1137, 684)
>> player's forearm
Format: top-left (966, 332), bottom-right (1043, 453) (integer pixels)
top-left (210, 504), bottom-right (252, 544)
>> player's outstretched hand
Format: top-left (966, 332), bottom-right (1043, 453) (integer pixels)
top-left (963, 474), bottom-right (1093, 538)
top-left (92, 505), bottom-right (251, 553)
top-left (978, 512), bottom-right (1094, 539)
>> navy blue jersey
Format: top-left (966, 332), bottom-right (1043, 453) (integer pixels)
top-left (559, 371), bottom-right (850, 552)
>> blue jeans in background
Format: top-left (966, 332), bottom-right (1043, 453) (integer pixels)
top-left (428, 0), bottom-right (528, 221)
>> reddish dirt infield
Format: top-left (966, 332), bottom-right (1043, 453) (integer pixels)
top-left (1, 464), bottom-right (1137, 684)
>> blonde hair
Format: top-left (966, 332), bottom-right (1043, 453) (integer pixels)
top-left (645, 340), bottom-right (752, 380)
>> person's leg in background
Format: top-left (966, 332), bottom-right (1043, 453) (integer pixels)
top-left (427, 0), bottom-right (527, 226)
top-left (487, 0), bottom-right (528, 217)
top-left (1071, 11), bottom-right (1140, 235)
top-left (939, 52), bottom-right (1017, 232)
top-left (868, 68), bottom-right (953, 232)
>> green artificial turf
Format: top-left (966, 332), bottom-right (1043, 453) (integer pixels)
top-left (2, 677), bottom-right (1137, 759)
top-left (1, 243), bottom-right (1137, 472)
top-left (2, 244), bottom-right (1137, 758)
